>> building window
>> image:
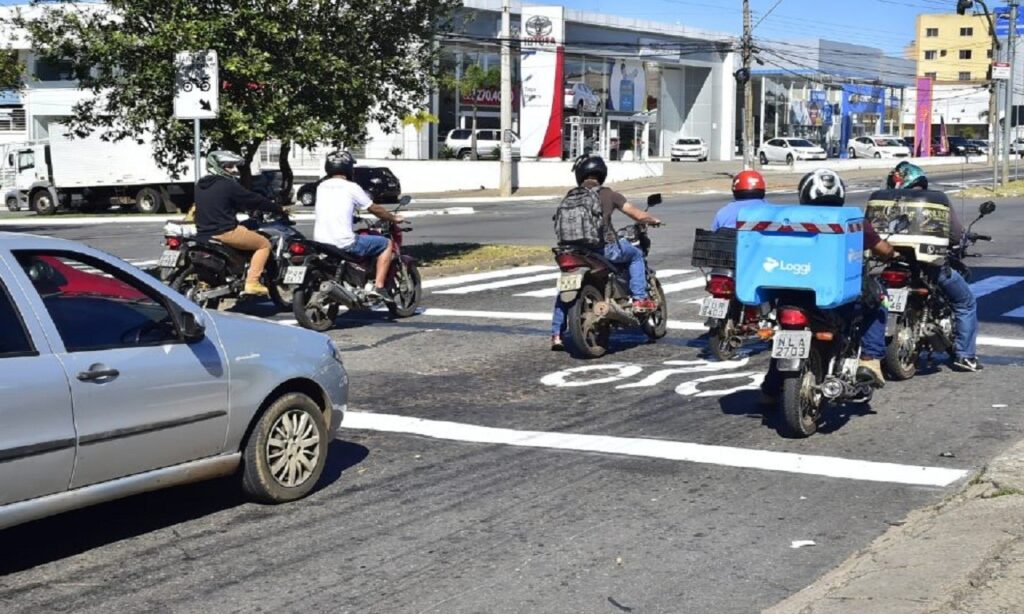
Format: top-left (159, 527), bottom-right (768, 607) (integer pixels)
top-left (926, 27), bottom-right (939, 37)
top-left (0, 107), bottom-right (26, 132)
top-left (940, 50), bottom-right (948, 57)
top-left (959, 71), bottom-right (972, 81)
top-left (925, 72), bottom-right (937, 79)
top-left (988, 49), bottom-right (994, 59)
top-left (961, 27), bottom-right (974, 36)
top-left (960, 50), bottom-right (973, 60)
top-left (925, 50), bottom-right (937, 60)
top-left (34, 58), bottom-right (76, 81)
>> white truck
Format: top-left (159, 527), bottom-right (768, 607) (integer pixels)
top-left (2, 125), bottom-right (195, 215)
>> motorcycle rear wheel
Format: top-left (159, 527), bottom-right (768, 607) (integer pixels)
top-left (170, 264), bottom-right (222, 310)
top-left (709, 302), bottom-right (742, 361)
top-left (883, 318), bottom-right (919, 381)
top-left (780, 349), bottom-right (823, 438)
top-left (387, 261), bottom-right (421, 318)
top-left (292, 276), bottom-right (339, 332)
top-left (640, 279), bottom-right (668, 340)
top-left (565, 284), bottom-right (610, 359)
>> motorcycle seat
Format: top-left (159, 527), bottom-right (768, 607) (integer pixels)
top-left (312, 241), bottom-right (369, 263)
top-left (191, 239), bottom-right (250, 268)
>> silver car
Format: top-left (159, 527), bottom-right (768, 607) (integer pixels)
top-left (0, 232), bottom-right (347, 530)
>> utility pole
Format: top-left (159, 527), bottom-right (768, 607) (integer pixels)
top-left (742, 0), bottom-right (755, 169)
top-left (499, 0), bottom-right (513, 197)
top-left (1003, 0), bottom-right (1019, 184)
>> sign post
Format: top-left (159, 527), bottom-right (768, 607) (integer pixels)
top-left (173, 50), bottom-right (220, 183)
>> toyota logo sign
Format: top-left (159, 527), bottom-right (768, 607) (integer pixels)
top-left (525, 15), bottom-right (552, 37)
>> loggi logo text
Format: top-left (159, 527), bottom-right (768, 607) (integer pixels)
top-left (763, 257), bottom-right (812, 276)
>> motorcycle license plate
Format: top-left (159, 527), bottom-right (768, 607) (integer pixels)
top-left (698, 297), bottom-right (730, 319)
top-left (772, 330), bottom-right (812, 359)
top-left (158, 249), bottom-right (181, 268)
top-left (886, 288), bottom-right (909, 313)
top-left (283, 266), bottom-right (307, 285)
top-left (558, 273), bottom-right (583, 292)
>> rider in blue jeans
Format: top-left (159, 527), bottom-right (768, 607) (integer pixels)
top-left (551, 155), bottom-right (661, 350)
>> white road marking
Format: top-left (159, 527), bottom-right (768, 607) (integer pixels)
top-left (515, 269), bottom-right (695, 298)
top-left (421, 265), bottom-right (556, 289)
top-left (433, 272), bottom-right (562, 295)
top-left (1003, 305), bottom-right (1024, 319)
top-left (343, 412), bottom-right (969, 487)
top-left (970, 276), bottom-right (1024, 298)
top-left (977, 335), bottom-right (1024, 348)
top-left (660, 277), bottom-right (708, 294)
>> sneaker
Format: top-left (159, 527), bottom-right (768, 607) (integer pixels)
top-left (243, 282), bottom-right (270, 297)
top-left (857, 358), bottom-right (886, 389)
top-left (632, 298), bottom-right (658, 312)
top-left (551, 335), bottom-right (564, 351)
top-left (952, 356), bottom-right (983, 372)
top-left (368, 286), bottom-right (393, 302)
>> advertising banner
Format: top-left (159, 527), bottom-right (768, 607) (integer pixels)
top-left (915, 77), bottom-right (933, 158)
top-left (609, 59), bottom-right (646, 113)
top-left (839, 84), bottom-right (886, 158)
top-left (519, 6), bottom-right (565, 158)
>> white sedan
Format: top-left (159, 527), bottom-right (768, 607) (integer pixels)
top-left (670, 137), bottom-right (708, 162)
top-left (848, 135), bottom-right (911, 159)
top-left (758, 138), bottom-right (827, 165)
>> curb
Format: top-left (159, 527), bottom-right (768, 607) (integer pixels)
top-left (0, 207), bottom-right (476, 227)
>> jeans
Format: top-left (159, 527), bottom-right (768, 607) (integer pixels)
top-left (551, 239), bottom-right (648, 337)
top-left (935, 266), bottom-right (978, 359)
top-left (343, 234), bottom-right (389, 258)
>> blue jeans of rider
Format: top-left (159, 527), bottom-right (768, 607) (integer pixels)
top-left (935, 266), bottom-right (978, 359)
top-left (551, 238), bottom-right (648, 337)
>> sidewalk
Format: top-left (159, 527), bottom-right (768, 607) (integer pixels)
top-left (765, 438), bottom-right (1024, 613)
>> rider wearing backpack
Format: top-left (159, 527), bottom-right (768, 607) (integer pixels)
top-left (550, 154), bottom-right (661, 350)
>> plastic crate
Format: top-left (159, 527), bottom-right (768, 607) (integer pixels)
top-left (690, 228), bottom-right (737, 269)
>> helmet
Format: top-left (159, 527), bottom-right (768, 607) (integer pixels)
top-left (732, 170), bottom-right (766, 200)
top-left (207, 150), bottom-right (244, 180)
top-left (798, 168), bottom-right (846, 206)
top-left (886, 161), bottom-right (928, 190)
top-left (325, 150), bottom-right (356, 178)
top-left (572, 154), bottom-right (608, 186)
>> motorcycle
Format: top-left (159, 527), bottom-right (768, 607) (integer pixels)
top-left (880, 200), bottom-right (995, 380)
top-left (285, 195), bottom-right (421, 331)
top-left (691, 228), bottom-right (775, 361)
top-left (166, 210), bottom-right (300, 311)
top-left (555, 193), bottom-right (668, 359)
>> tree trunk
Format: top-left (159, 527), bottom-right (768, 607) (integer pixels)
top-left (471, 105), bottom-right (479, 161)
top-left (278, 141), bottom-right (293, 204)
top-left (240, 140), bottom-right (262, 190)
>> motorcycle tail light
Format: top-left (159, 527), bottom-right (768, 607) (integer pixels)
top-left (779, 308), bottom-right (809, 329)
top-left (743, 306), bottom-right (759, 323)
top-left (556, 252), bottom-right (588, 270)
top-left (165, 236), bottom-right (182, 250)
top-left (706, 274), bottom-right (735, 298)
top-left (288, 242), bottom-right (307, 256)
top-left (881, 268), bottom-right (909, 288)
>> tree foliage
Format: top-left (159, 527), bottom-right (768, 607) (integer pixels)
top-left (439, 63), bottom-right (499, 160)
top-left (14, 0), bottom-right (461, 187)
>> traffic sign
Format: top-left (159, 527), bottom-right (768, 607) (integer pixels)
top-left (994, 7), bottom-right (1024, 37)
top-left (994, 61), bottom-right (1011, 80)
top-left (174, 51), bottom-right (219, 120)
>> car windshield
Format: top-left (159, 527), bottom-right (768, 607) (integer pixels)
top-left (676, 139), bottom-right (701, 145)
top-left (787, 139), bottom-right (815, 148)
top-left (875, 138), bottom-right (904, 147)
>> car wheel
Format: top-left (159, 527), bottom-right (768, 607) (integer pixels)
top-left (873, 152), bottom-right (882, 159)
top-left (458, 149), bottom-right (472, 160)
top-left (786, 154), bottom-right (794, 165)
top-left (848, 148), bottom-right (856, 159)
top-left (5, 196), bottom-right (19, 212)
top-left (31, 190), bottom-right (57, 215)
top-left (759, 152), bottom-right (768, 165)
top-left (671, 157), bottom-right (679, 162)
top-left (241, 392), bottom-right (328, 503)
top-left (578, 102), bottom-right (586, 116)
top-left (300, 191), bottom-right (314, 207)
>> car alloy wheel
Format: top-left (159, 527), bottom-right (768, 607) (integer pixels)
top-left (266, 407), bottom-right (322, 488)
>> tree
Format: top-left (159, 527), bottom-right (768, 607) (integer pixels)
top-left (440, 63), bottom-right (499, 160)
top-left (401, 109), bottom-right (439, 159)
top-left (0, 49), bottom-right (23, 91)
top-left (13, 0), bottom-right (461, 195)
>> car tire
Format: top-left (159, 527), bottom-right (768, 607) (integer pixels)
top-left (458, 149), bottom-right (472, 160)
top-left (759, 152), bottom-right (768, 165)
top-left (5, 196), bottom-right (19, 212)
top-left (31, 189), bottom-right (57, 215)
top-left (134, 186), bottom-right (164, 214)
top-left (671, 157), bottom-right (679, 162)
top-left (786, 154), bottom-right (794, 165)
top-left (300, 191), bottom-right (315, 207)
top-left (241, 392), bottom-right (328, 504)
top-left (873, 152), bottom-right (882, 159)
top-left (848, 148), bottom-right (856, 159)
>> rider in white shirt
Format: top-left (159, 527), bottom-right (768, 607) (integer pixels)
top-left (313, 151), bottom-right (404, 298)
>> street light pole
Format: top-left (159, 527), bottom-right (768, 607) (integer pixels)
top-left (958, 0), bottom-right (1003, 187)
top-left (1002, 1), bottom-right (1019, 184)
top-left (499, 0), bottom-right (513, 197)
top-left (742, 0), bottom-right (755, 169)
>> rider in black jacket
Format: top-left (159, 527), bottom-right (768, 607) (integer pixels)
top-left (195, 151), bottom-right (283, 297)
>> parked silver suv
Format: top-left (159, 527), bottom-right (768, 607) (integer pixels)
top-left (0, 232), bottom-right (348, 530)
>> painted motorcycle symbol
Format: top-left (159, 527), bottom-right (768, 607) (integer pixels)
top-left (183, 76), bottom-right (211, 92)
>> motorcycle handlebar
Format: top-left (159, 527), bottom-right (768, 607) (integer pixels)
top-left (970, 232), bottom-right (992, 242)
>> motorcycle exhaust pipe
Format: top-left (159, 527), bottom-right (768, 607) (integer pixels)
top-left (321, 280), bottom-right (360, 305)
top-left (593, 300), bottom-right (638, 326)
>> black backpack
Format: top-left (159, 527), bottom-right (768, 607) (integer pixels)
top-left (554, 186), bottom-right (605, 247)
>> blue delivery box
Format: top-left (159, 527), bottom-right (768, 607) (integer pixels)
top-left (735, 205), bottom-right (865, 309)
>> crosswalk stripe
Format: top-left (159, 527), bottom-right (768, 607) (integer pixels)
top-left (422, 265), bottom-right (556, 290)
top-left (970, 276), bottom-right (1024, 298)
top-left (433, 272), bottom-right (562, 295)
top-left (514, 269), bottom-right (696, 298)
top-left (660, 277), bottom-right (708, 294)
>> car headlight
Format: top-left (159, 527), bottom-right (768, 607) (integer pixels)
top-left (328, 338), bottom-right (344, 365)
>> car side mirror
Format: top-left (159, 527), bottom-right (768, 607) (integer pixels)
top-left (980, 201), bottom-right (996, 216)
top-left (178, 310), bottom-right (206, 342)
top-left (647, 193), bottom-right (662, 207)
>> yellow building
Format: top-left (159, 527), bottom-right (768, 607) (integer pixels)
top-left (915, 13), bottom-right (993, 83)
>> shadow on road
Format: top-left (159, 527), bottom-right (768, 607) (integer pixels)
top-left (717, 389), bottom-right (877, 438)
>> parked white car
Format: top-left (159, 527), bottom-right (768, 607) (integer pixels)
top-left (848, 135), bottom-right (911, 159)
top-left (758, 138), bottom-right (827, 165)
top-left (444, 129), bottom-right (521, 160)
top-left (670, 137), bottom-right (708, 162)
top-left (564, 82), bottom-right (600, 114)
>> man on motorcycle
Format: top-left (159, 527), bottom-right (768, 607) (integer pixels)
top-left (550, 154), bottom-right (662, 350)
top-left (711, 170), bottom-right (768, 231)
top-left (195, 150), bottom-right (284, 297)
top-left (885, 162), bottom-right (981, 372)
top-left (760, 169), bottom-right (897, 402)
top-left (313, 151), bottom-right (405, 299)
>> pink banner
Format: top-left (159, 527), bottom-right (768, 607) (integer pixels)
top-left (915, 77), bottom-right (933, 157)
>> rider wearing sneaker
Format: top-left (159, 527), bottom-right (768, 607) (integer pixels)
top-left (760, 169), bottom-right (897, 402)
top-left (195, 150), bottom-right (283, 297)
top-left (313, 151), bottom-right (404, 299)
top-left (711, 170), bottom-right (768, 231)
top-left (886, 161), bottom-right (981, 372)
top-left (551, 155), bottom-right (662, 350)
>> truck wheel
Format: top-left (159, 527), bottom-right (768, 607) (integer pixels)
top-left (5, 196), bottom-right (20, 212)
top-left (134, 187), bottom-right (164, 214)
top-left (31, 190), bottom-right (57, 215)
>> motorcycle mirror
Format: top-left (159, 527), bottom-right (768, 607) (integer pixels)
top-left (979, 201), bottom-right (996, 216)
top-left (647, 193), bottom-right (663, 207)
top-left (399, 195), bottom-right (412, 207)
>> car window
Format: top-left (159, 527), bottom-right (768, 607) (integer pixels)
top-left (767, 139), bottom-right (780, 147)
top-left (14, 251), bottom-right (181, 352)
top-left (449, 130), bottom-right (471, 141)
top-left (788, 139), bottom-right (815, 147)
top-left (678, 138), bottom-right (701, 145)
top-left (0, 278), bottom-right (35, 358)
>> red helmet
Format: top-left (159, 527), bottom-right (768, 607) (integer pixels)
top-left (732, 170), bottom-right (766, 200)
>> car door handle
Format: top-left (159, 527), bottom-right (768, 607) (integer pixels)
top-left (77, 367), bottom-right (120, 381)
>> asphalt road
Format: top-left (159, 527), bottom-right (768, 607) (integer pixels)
top-left (2, 168), bottom-right (1023, 613)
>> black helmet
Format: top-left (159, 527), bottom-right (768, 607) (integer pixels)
top-left (572, 154), bottom-right (607, 186)
top-left (798, 168), bottom-right (846, 206)
top-left (325, 150), bottom-right (356, 177)
top-left (886, 161), bottom-right (928, 190)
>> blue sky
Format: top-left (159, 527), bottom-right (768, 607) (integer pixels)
top-left (550, 0), bottom-right (956, 55)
